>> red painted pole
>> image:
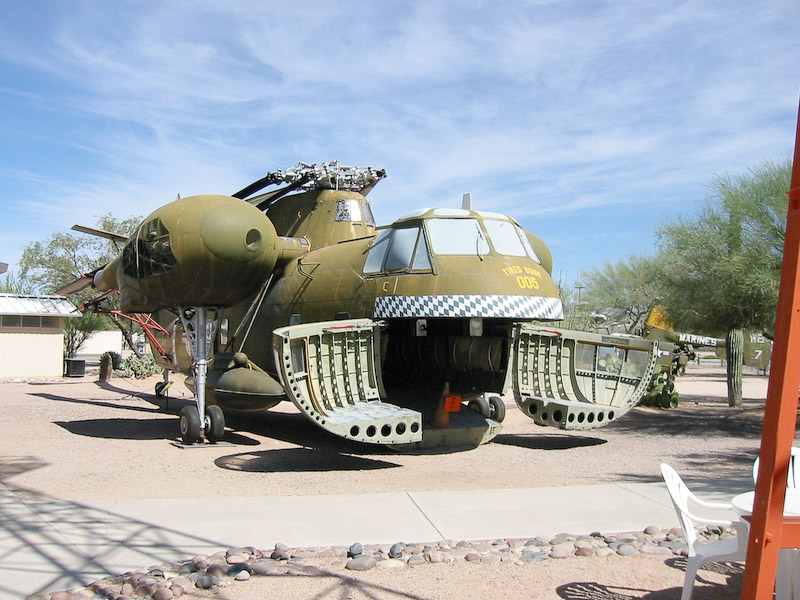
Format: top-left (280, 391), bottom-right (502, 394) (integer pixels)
top-left (740, 97), bottom-right (800, 599)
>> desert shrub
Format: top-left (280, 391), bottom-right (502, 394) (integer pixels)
top-left (100, 351), bottom-right (123, 370)
top-left (121, 354), bottom-right (163, 379)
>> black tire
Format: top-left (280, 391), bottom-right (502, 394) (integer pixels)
top-left (180, 405), bottom-right (201, 444)
top-left (487, 395), bottom-right (506, 422)
top-left (468, 396), bottom-right (491, 418)
top-left (155, 381), bottom-right (167, 397)
top-left (205, 405), bottom-right (225, 443)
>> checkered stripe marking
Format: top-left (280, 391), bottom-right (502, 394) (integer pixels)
top-left (374, 295), bottom-right (564, 319)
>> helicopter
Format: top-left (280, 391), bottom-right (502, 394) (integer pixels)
top-left (642, 306), bottom-right (772, 373)
top-left (58, 161), bottom-right (659, 451)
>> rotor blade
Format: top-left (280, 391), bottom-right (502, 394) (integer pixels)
top-left (246, 175), bottom-right (313, 210)
top-left (71, 225), bottom-right (129, 243)
top-left (234, 173), bottom-right (312, 205)
top-left (232, 175), bottom-right (278, 200)
top-left (53, 275), bottom-right (93, 296)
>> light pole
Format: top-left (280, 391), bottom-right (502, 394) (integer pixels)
top-left (573, 282), bottom-right (584, 329)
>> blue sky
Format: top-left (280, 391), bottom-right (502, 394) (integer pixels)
top-left (1, 0), bottom-right (799, 289)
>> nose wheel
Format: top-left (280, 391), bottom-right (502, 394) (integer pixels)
top-left (179, 405), bottom-right (201, 444)
top-left (179, 404), bottom-right (226, 444)
top-left (178, 306), bottom-right (226, 444)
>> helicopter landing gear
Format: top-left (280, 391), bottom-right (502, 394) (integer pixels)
top-left (180, 405), bottom-right (201, 444)
top-left (205, 405), bottom-right (225, 443)
top-left (468, 395), bottom-right (490, 418)
top-left (179, 405), bottom-right (225, 444)
top-left (468, 393), bottom-right (506, 423)
top-left (487, 394), bottom-right (506, 423)
top-left (178, 306), bottom-right (225, 444)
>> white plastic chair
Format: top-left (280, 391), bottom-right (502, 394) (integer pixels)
top-left (661, 463), bottom-right (749, 600)
top-left (753, 447), bottom-right (800, 488)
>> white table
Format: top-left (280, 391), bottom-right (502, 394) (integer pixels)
top-left (732, 489), bottom-right (800, 600)
top-left (732, 489), bottom-right (800, 518)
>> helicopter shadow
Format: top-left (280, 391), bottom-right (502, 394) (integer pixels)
top-left (214, 447), bottom-right (401, 473)
top-left (492, 433), bottom-right (607, 451)
top-left (30, 391), bottom-right (170, 415)
top-left (213, 408), bottom-right (405, 472)
top-left (36, 384), bottom-right (606, 464)
top-left (52, 418), bottom-right (259, 446)
top-left (35, 390), bottom-right (257, 445)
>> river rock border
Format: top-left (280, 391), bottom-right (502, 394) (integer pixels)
top-left (33, 525), bottom-right (738, 600)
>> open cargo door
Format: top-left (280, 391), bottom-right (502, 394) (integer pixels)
top-left (273, 319), bottom-right (423, 444)
top-left (510, 323), bottom-right (658, 430)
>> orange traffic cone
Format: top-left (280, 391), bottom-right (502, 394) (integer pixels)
top-left (432, 383), bottom-right (452, 428)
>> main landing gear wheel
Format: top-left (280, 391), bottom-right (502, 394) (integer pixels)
top-left (205, 405), bottom-right (225, 443)
top-left (487, 394), bottom-right (506, 423)
top-left (468, 396), bottom-right (491, 418)
top-left (180, 405), bottom-right (202, 444)
top-left (468, 394), bottom-right (506, 423)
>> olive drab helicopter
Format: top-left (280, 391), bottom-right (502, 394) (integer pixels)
top-left (643, 306), bottom-right (772, 372)
top-left (58, 161), bottom-right (659, 451)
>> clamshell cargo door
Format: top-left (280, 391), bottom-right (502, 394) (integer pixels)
top-left (510, 324), bottom-right (658, 430)
top-left (273, 319), bottom-right (423, 444)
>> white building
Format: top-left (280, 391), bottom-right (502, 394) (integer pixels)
top-left (0, 294), bottom-right (82, 378)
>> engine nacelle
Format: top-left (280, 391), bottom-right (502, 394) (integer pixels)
top-left (97, 195), bottom-right (280, 312)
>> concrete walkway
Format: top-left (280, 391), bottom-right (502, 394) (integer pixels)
top-left (0, 478), bottom-right (750, 600)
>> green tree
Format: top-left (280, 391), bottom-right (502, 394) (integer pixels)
top-left (0, 270), bottom-right (35, 294)
top-left (656, 158), bottom-right (790, 406)
top-left (64, 310), bottom-right (107, 358)
top-left (19, 214), bottom-right (141, 356)
top-left (19, 215), bottom-right (139, 293)
top-left (579, 254), bottom-right (662, 334)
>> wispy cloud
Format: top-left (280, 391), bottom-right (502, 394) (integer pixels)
top-left (0, 0), bottom-right (798, 277)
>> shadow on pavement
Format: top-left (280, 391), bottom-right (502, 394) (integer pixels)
top-left (215, 447), bottom-right (401, 473)
top-left (492, 433), bottom-right (606, 450)
top-left (0, 463), bottom-right (228, 597)
top-left (555, 557), bottom-right (744, 599)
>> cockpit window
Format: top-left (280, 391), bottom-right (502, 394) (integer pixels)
top-left (363, 226), bottom-right (431, 274)
top-left (335, 199), bottom-right (376, 227)
top-left (483, 219), bottom-right (540, 262)
top-left (426, 218), bottom-right (490, 256)
top-left (481, 219), bottom-right (540, 263)
top-left (518, 230), bottom-right (541, 263)
top-left (384, 227), bottom-right (418, 272)
top-left (363, 230), bottom-right (391, 273)
top-left (484, 220), bottom-right (526, 256)
top-left (362, 202), bottom-right (376, 227)
top-left (412, 232), bottom-right (432, 270)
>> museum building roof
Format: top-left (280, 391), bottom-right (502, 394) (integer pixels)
top-left (0, 294), bottom-right (82, 318)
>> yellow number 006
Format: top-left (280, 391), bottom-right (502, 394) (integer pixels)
top-left (516, 276), bottom-right (539, 289)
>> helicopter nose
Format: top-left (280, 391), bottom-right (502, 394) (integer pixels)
top-left (199, 200), bottom-right (274, 262)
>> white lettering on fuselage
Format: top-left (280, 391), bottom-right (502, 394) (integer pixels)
top-left (677, 333), bottom-right (718, 347)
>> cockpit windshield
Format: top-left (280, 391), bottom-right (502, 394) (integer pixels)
top-left (426, 218), bottom-right (540, 262)
top-left (426, 219), bottom-right (490, 256)
top-left (363, 226), bottom-right (431, 274)
top-left (362, 215), bottom-right (540, 276)
top-left (483, 219), bottom-right (540, 262)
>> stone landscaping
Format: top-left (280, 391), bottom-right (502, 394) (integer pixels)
top-left (35, 525), bottom-right (737, 600)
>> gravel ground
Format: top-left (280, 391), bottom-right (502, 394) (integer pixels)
top-left (1, 363), bottom-right (779, 599)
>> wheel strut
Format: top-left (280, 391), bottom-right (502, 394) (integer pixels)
top-left (179, 306), bottom-right (223, 444)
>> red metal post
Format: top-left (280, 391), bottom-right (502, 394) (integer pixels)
top-left (741, 97), bottom-right (800, 599)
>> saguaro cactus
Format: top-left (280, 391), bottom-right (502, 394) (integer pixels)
top-left (726, 327), bottom-right (744, 407)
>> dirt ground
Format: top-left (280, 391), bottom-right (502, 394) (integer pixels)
top-left (0, 363), bottom-right (778, 599)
